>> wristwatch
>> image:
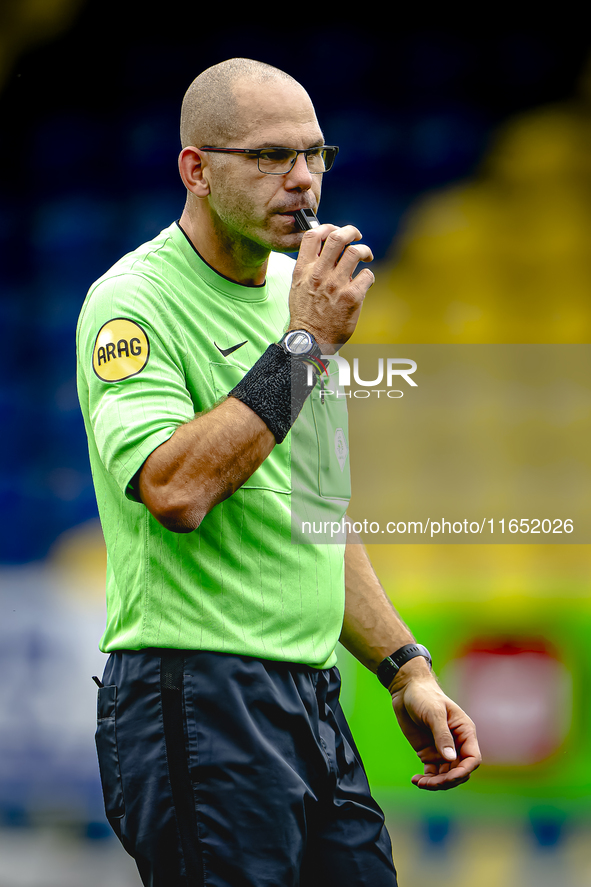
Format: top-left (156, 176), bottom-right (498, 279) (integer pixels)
top-left (377, 643), bottom-right (432, 688)
top-left (278, 329), bottom-right (322, 361)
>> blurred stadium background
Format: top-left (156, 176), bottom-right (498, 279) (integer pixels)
top-left (1, 3), bottom-right (590, 884)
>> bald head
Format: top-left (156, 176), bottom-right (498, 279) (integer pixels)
top-left (180, 58), bottom-right (308, 148)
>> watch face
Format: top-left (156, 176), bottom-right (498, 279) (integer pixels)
top-left (285, 330), bottom-right (313, 355)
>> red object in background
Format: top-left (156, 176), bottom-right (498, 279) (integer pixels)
top-left (444, 638), bottom-right (572, 766)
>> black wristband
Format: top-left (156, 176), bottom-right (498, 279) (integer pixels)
top-left (376, 643), bottom-right (432, 689)
top-left (229, 344), bottom-right (317, 444)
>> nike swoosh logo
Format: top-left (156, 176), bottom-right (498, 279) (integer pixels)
top-left (214, 340), bottom-right (248, 357)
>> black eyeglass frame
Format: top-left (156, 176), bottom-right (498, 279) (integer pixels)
top-left (199, 145), bottom-right (339, 175)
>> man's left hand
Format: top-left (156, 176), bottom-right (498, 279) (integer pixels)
top-left (391, 675), bottom-right (482, 791)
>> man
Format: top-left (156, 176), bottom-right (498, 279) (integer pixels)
top-left (77, 58), bottom-right (480, 887)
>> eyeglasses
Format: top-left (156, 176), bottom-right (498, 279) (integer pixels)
top-left (199, 145), bottom-right (339, 175)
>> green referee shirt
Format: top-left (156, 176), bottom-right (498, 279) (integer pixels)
top-left (76, 222), bottom-right (351, 669)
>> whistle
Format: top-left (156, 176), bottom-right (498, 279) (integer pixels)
top-left (293, 208), bottom-right (320, 231)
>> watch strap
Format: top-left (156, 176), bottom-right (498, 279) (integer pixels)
top-left (377, 643), bottom-right (432, 689)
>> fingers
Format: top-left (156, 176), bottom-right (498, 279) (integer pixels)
top-left (350, 267), bottom-right (375, 299)
top-left (305, 229), bottom-right (374, 303)
top-left (411, 765), bottom-right (473, 791)
top-left (298, 224), bottom-right (374, 275)
top-left (289, 222), bottom-right (375, 347)
top-left (411, 748), bottom-right (481, 791)
top-left (411, 727), bottom-right (481, 791)
top-left (429, 715), bottom-right (457, 763)
top-left (296, 223), bottom-right (340, 261)
top-left (446, 707), bottom-right (482, 771)
top-left (332, 243), bottom-right (374, 284)
top-left (319, 227), bottom-right (374, 269)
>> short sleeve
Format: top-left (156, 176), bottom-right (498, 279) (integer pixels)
top-left (77, 273), bottom-right (196, 498)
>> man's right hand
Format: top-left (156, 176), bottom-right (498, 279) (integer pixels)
top-left (288, 224), bottom-right (374, 351)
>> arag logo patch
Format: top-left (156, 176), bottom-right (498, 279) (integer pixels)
top-left (93, 318), bottom-right (149, 382)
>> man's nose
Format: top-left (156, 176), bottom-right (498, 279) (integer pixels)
top-left (285, 153), bottom-right (314, 190)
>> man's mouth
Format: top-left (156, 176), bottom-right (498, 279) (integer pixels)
top-left (277, 203), bottom-right (314, 215)
top-left (276, 207), bottom-right (313, 222)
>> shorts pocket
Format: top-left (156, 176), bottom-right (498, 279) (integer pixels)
top-left (95, 685), bottom-right (125, 819)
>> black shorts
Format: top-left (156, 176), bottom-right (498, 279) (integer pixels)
top-left (95, 649), bottom-right (398, 887)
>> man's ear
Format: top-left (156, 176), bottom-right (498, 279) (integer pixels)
top-left (178, 147), bottom-right (211, 198)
